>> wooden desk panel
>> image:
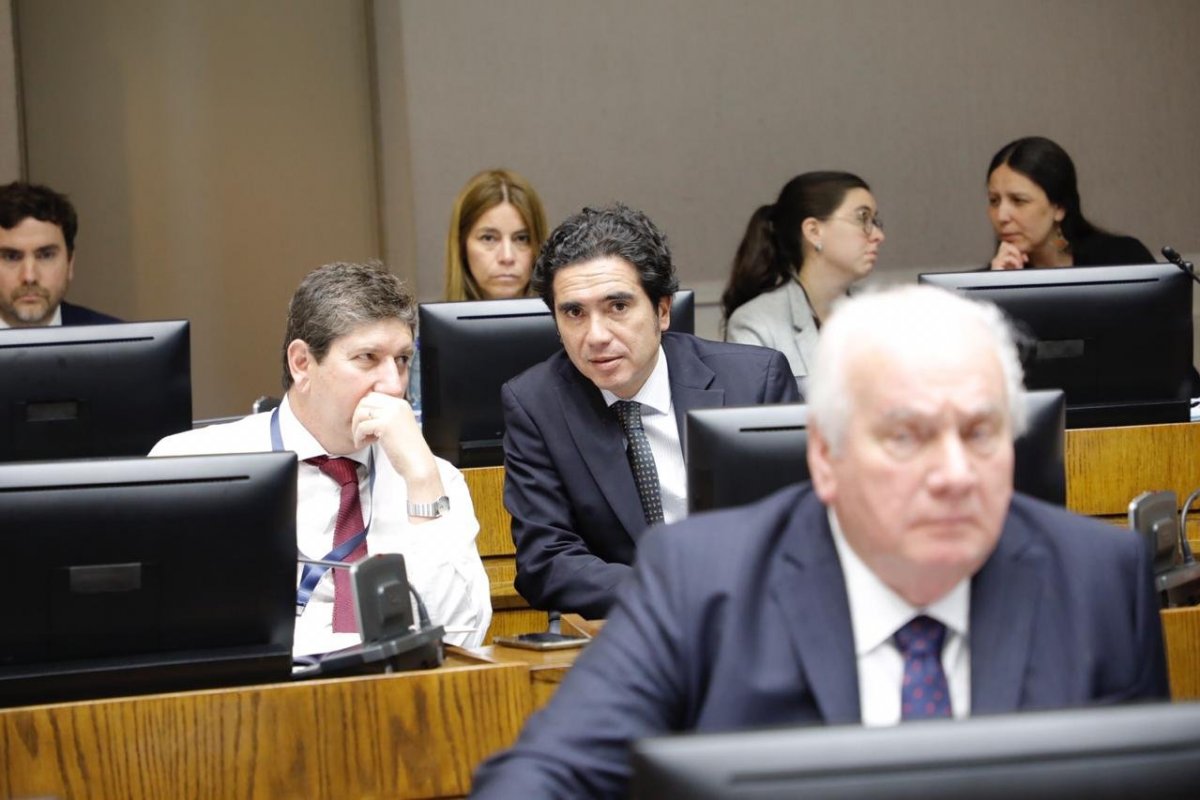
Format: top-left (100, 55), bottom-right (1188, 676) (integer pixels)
top-left (448, 645), bottom-right (581, 712)
top-left (1161, 606), bottom-right (1200, 701)
top-left (0, 664), bottom-right (531, 800)
top-left (464, 467), bottom-right (511, 558)
top-left (1065, 423), bottom-right (1200, 516)
top-left (464, 467), bottom-right (549, 642)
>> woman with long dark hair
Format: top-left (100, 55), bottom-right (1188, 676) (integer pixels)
top-left (722, 171), bottom-right (883, 393)
top-left (986, 136), bottom-right (1152, 270)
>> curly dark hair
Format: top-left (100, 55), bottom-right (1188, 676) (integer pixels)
top-left (532, 203), bottom-right (679, 308)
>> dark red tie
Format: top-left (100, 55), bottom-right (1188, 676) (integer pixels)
top-left (307, 456), bottom-right (367, 633)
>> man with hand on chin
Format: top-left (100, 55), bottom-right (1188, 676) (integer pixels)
top-left (152, 261), bottom-right (491, 657)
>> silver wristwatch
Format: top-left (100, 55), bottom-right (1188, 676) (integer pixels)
top-left (407, 495), bottom-right (450, 518)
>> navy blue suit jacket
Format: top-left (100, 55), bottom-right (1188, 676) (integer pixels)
top-left (471, 486), bottom-right (1168, 799)
top-left (501, 332), bottom-right (799, 617)
top-left (60, 300), bottom-right (121, 325)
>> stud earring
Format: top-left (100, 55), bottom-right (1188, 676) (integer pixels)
top-left (814, 242), bottom-right (823, 253)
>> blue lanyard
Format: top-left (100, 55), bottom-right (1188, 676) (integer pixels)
top-left (271, 406), bottom-right (376, 614)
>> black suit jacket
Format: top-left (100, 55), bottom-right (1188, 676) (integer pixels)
top-left (1070, 232), bottom-right (1154, 266)
top-left (471, 487), bottom-right (1169, 799)
top-left (501, 332), bottom-right (799, 617)
top-left (60, 300), bottom-right (121, 325)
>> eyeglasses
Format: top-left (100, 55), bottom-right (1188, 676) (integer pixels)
top-left (829, 212), bottom-right (884, 237)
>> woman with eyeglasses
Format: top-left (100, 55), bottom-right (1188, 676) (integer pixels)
top-left (722, 171), bottom-right (884, 395)
top-left (986, 136), bottom-right (1152, 270)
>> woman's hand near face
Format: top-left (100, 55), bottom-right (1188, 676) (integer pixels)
top-left (989, 241), bottom-right (1029, 270)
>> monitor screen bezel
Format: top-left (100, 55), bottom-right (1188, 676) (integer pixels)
top-left (918, 263), bottom-right (1193, 428)
top-left (0, 319), bottom-right (192, 461)
top-left (0, 451), bottom-right (297, 706)
top-left (685, 390), bottom-right (1066, 513)
top-left (630, 701), bottom-right (1200, 799)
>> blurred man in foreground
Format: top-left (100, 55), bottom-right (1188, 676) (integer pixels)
top-left (471, 284), bottom-right (1166, 799)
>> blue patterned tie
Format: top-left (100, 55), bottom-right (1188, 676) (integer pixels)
top-left (895, 615), bottom-right (952, 720)
top-left (613, 400), bottom-right (664, 525)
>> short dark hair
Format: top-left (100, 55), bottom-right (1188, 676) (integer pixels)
top-left (532, 203), bottom-right (679, 309)
top-left (0, 181), bottom-right (79, 255)
top-left (282, 260), bottom-right (416, 390)
top-left (987, 136), bottom-right (1100, 244)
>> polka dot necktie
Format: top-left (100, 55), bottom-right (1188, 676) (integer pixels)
top-left (307, 455), bottom-right (367, 633)
top-left (613, 400), bottom-right (665, 526)
top-left (894, 615), bottom-right (952, 720)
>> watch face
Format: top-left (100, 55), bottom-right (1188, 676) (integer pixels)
top-left (436, 496), bottom-right (450, 514)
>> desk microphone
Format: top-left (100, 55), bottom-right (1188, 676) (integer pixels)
top-left (1162, 246), bottom-right (1200, 286)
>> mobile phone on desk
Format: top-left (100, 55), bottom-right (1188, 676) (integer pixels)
top-left (493, 632), bottom-right (590, 651)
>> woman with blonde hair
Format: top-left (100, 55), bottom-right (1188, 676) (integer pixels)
top-left (445, 168), bottom-right (548, 301)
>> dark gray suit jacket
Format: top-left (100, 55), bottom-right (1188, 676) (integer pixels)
top-left (471, 486), bottom-right (1168, 799)
top-left (60, 300), bottom-right (121, 325)
top-left (501, 331), bottom-right (799, 617)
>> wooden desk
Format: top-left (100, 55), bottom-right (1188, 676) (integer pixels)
top-left (0, 649), bottom-right (581, 800)
top-left (448, 642), bottom-right (583, 711)
top-left (1065, 422), bottom-right (1200, 521)
top-left (8, 425), bottom-right (1199, 798)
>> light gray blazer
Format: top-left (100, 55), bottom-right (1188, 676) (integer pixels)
top-left (725, 280), bottom-right (816, 396)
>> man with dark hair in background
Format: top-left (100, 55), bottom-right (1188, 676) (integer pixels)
top-left (502, 203), bottom-right (799, 618)
top-left (152, 261), bottom-right (491, 657)
top-left (0, 181), bottom-right (120, 328)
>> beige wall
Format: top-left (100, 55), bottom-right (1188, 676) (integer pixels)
top-left (10, 1), bottom-right (1200, 418)
top-left (16, 1), bottom-right (379, 417)
top-left (385, 0), bottom-right (1200, 331)
top-left (0, 0), bottom-right (19, 181)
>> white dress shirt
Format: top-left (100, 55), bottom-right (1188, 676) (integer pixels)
top-left (829, 509), bottom-right (971, 726)
top-left (601, 345), bottom-right (687, 524)
top-left (150, 395), bottom-right (492, 656)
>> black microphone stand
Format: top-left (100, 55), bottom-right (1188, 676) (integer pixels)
top-left (1162, 246), bottom-right (1200, 286)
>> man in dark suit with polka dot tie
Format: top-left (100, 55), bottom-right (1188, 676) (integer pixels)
top-left (501, 203), bottom-right (799, 619)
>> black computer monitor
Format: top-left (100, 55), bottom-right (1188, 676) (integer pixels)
top-left (0, 452), bottom-right (297, 706)
top-left (686, 390), bottom-right (1066, 512)
top-left (0, 320), bottom-right (192, 461)
top-left (419, 290), bottom-right (694, 467)
top-left (630, 701), bottom-right (1200, 799)
top-left (918, 263), bottom-right (1193, 428)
